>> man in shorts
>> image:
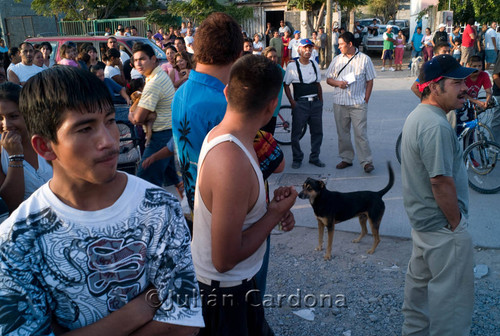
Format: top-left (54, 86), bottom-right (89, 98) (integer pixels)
top-left (381, 25), bottom-right (396, 72)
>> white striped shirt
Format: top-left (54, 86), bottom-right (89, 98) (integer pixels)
top-left (326, 49), bottom-right (376, 105)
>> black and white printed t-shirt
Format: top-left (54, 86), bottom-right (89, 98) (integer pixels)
top-left (0, 173), bottom-right (204, 335)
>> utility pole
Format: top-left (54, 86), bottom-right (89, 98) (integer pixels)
top-left (326, 0), bottom-right (332, 64)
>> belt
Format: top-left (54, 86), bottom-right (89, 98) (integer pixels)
top-left (297, 96), bottom-right (319, 102)
top-left (197, 274), bottom-right (253, 288)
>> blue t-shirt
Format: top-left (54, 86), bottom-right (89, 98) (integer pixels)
top-left (172, 70), bottom-right (227, 210)
top-left (104, 78), bottom-right (126, 104)
top-left (411, 32), bottom-right (424, 51)
top-left (273, 65), bottom-right (286, 117)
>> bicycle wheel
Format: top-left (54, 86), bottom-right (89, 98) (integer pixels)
top-left (464, 122), bottom-right (495, 146)
top-left (395, 132), bottom-right (402, 164)
top-left (275, 105), bottom-right (293, 145)
top-left (463, 140), bottom-right (500, 194)
top-left (274, 105), bottom-right (307, 145)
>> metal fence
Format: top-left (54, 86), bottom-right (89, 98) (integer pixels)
top-left (58, 17), bottom-right (157, 37)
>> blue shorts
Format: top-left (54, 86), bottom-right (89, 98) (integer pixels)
top-left (383, 49), bottom-right (393, 60)
top-left (485, 50), bottom-right (497, 64)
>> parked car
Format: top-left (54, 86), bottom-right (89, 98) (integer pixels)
top-left (363, 25), bottom-right (400, 53)
top-left (359, 18), bottom-right (383, 45)
top-left (25, 36), bottom-right (167, 64)
top-left (386, 19), bottom-right (410, 40)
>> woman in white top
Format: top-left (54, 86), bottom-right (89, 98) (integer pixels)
top-left (39, 42), bottom-right (55, 68)
top-left (103, 48), bottom-right (126, 86)
top-left (422, 28), bottom-right (434, 62)
top-left (0, 82), bottom-right (52, 213)
top-left (252, 33), bottom-right (263, 55)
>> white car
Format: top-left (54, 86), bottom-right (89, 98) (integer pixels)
top-left (363, 25), bottom-right (400, 53)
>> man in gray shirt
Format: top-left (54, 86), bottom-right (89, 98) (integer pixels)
top-left (401, 54), bottom-right (476, 336)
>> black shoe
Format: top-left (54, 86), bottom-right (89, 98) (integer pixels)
top-left (292, 161), bottom-right (302, 169)
top-left (309, 160), bottom-right (326, 167)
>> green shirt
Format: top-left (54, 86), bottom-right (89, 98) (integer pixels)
top-left (383, 32), bottom-right (394, 50)
top-left (269, 37), bottom-right (284, 57)
top-left (401, 104), bottom-right (469, 232)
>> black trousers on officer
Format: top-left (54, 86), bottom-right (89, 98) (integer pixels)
top-left (291, 99), bottom-right (323, 163)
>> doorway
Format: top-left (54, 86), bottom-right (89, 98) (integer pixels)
top-left (265, 11), bottom-right (284, 45)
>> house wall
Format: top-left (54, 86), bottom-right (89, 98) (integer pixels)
top-left (240, 3), bottom-right (322, 46)
top-left (0, 0), bottom-right (58, 48)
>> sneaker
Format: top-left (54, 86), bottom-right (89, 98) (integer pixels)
top-left (381, 67), bottom-right (385, 72)
top-left (292, 161), bottom-right (301, 169)
top-left (389, 67), bottom-right (395, 72)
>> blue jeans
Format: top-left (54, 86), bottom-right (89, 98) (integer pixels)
top-left (137, 129), bottom-right (178, 187)
top-left (255, 235), bottom-right (271, 300)
top-left (408, 49), bottom-right (422, 67)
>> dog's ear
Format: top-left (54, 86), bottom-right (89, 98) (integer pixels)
top-left (319, 180), bottom-right (325, 189)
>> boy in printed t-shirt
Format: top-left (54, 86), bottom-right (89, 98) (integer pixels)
top-left (0, 66), bottom-right (203, 335)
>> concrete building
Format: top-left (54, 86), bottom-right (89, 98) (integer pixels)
top-left (0, 0), bottom-right (58, 48)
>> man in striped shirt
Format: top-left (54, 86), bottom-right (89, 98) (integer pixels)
top-left (129, 42), bottom-right (178, 187)
top-left (326, 32), bottom-right (376, 173)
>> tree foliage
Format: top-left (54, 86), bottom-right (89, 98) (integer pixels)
top-left (438, 0), bottom-right (499, 24)
top-left (165, 0), bottom-right (253, 25)
top-left (287, 0), bottom-right (366, 11)
top-left (368, 0), bottom-right (399, 23)
top-left (145, 9), bottom-right (181, 28)
top-left (27, 0), bottom-right (150, 20)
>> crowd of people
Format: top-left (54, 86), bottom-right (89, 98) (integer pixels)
top-left (0, 12), bottom-right (499, 336)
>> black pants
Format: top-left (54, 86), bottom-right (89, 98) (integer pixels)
top-left (198, 278), bottom-right (274, 336)
top-left (291, 99), bottom-right (323, 163)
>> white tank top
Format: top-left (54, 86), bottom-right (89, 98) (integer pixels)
top-left (10, 63), bottom-right (44, 83)
top-left (1, 147), bottom-right (53, 200)
top-left (192, 133), bottom-right (267, 281)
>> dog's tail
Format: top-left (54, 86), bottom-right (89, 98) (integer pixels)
top-left (378, 161), bottom-right (394, 196)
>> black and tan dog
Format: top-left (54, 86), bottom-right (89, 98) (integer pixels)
top-left (298, 162), bottom-right (394, 260)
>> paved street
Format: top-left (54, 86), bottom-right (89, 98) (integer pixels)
top-left (269, 55), bottom-right (500, 248)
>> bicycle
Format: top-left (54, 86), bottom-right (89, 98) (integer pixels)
top-left (274, 105), bottom-right (307, 145)
top-left (396, 99), bottom-right (500, 194)
top-left (461, 100), bottom-right (500, 194)
top-left (395, 98), bottom-right (496, 164)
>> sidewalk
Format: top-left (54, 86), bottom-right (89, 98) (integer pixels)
top-left (269, 55), bottom-right (500, 248)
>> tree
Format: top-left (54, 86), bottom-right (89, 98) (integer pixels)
top-left (165, 0), bottom-right (253, 25)
top-left (438, 0), bottom-right (499, 24)
top-left (145, 9), bottom-right (180, 29)
top-left (26, 0), bottom-right (151, 20)
top-left (368, 0), bottom-right (399, 23)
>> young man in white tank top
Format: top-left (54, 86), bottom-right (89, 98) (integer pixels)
top-left (192, 55), bottom-right (298, 335)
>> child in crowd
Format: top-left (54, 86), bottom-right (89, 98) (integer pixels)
top-left (452, 39), bottom-right (462, 61)
top-left (455, 55), bottom-right (492, 136)
top-left (253, 33), bottom-right (263, 55)
top-left (464, 55), bottom-right (492, 111)
top-left (58, 41), bottom-right (79, 67)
